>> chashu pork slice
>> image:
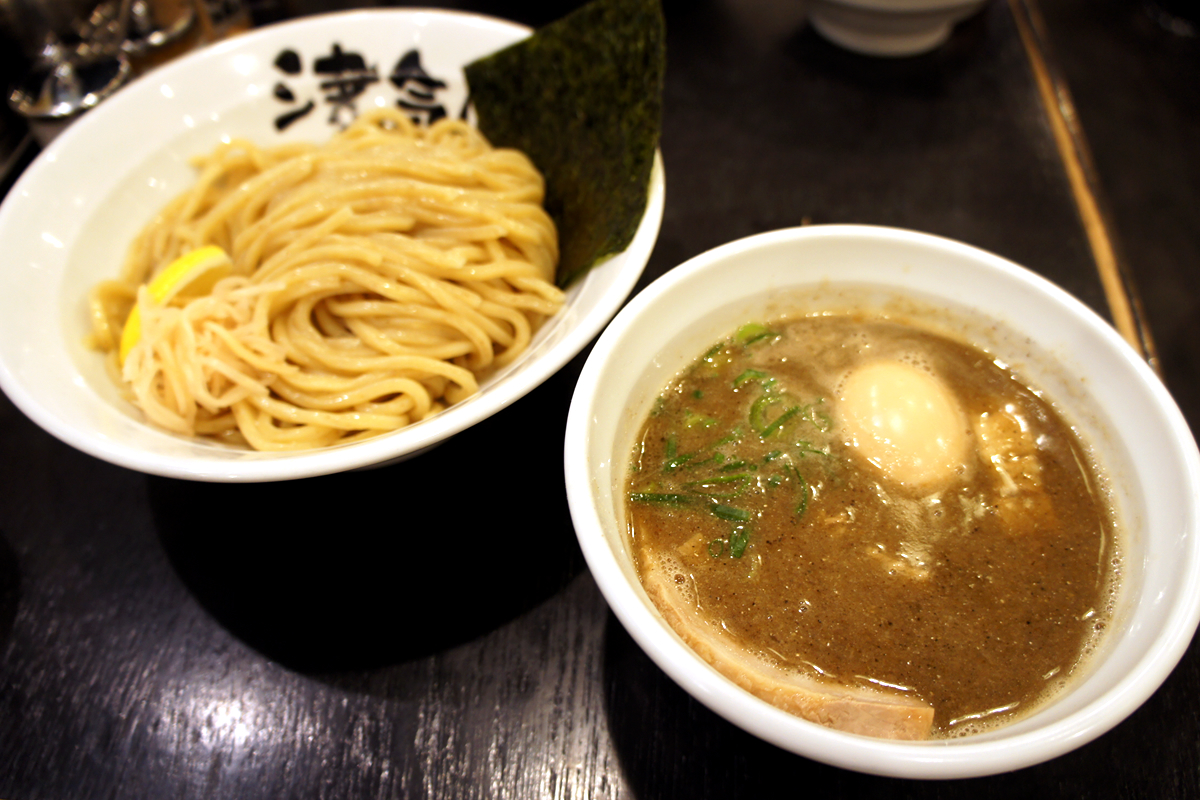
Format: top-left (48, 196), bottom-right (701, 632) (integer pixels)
top-left (642, 559), bottom-right (935, 740)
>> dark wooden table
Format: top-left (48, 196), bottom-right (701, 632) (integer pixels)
top-left (2, 0), bottom-right (1198, 796)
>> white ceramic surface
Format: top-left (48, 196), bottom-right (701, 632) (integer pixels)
top-left (0, 9), bottom-right (664, 482)
top-left (564, 224), bottom-right (1200, 778)
top-left (808, 0), bottom-right (988, 56)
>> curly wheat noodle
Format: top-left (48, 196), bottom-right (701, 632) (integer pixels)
top-left (86, 108), bottom-right (564, 451)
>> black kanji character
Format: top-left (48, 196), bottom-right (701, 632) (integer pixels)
top-left (272, 47), bottom-right (315, 130)
top-left (315, 43), bottom-right (380, 128)
top-left (389, 50), bottom-right (447, 125)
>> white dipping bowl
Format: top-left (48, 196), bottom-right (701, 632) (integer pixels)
top-left (564, 224), bottom-right (1200, 778)
top-left (0, 9), bottom-right (663, 482)
top-left (808, 0), bottom-right (988, 57)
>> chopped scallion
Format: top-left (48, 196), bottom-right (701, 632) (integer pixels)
top-left (729, 527), bottom-right (750, 558)
top-left (693, 475), bottom-right (750, 487)
top-left (733, 369), bottom-right (770, 388)
top-left (630, 492), bottom-right (692, 505)
top-left (663, 453), bottom-right (696, 471)
top-left (683, 411), bottom-right (718, 429)
top-left (735, 323), bottom-right (778, 346)
top-left (760, 405), bottom-right (800, 438)
top-left (711, 504), bottom-right (751, 522)
top-left (701, 341), bottom-right (724, 361)
top-left (713, 427), bottom-right (743, 447)
top-left (794, 472), bottom-right (809, 517)
top-left (794, 441), bottom-right (829, 458)
top-left (785, 464), bottom-right (810, 518)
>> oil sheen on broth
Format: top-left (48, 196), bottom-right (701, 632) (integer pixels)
top-left (626, 313), bottom-right (1119, 739)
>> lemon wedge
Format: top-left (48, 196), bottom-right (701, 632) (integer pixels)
top-left (119, 245), bottom-right (233, 365)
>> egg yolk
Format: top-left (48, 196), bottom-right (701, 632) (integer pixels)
top-left (838, 360), bottom-right (969, 490)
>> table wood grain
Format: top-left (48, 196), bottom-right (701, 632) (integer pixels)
top-left (1, 0), bottom-right (1197, 797)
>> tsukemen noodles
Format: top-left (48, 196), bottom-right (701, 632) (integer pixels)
top-left (87, 109), bottom-right (563, 451)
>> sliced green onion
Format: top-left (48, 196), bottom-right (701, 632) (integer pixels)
top-left (793, 441), bottom-right (829, 458)
top-left (630, 492), bottom-right (692, 505)
top-left (710, 428), bottom-right (743, 450)
top-left (701, 341), bottom-right (724, 361)
top-left (681, 453), bottom-right (727, 471)
top-left (733, 368), bottom-right (770, 388)
top-left (683, 411), bottom-right (718, 429)
top-left (681, 453), bottom-right (717, 470)
top-left (663, 453), bottom-right (696, 471)
top-left (729, 527), bottom-right (750, 558)
top-left (805, 402), bottom-right (833, 431)
top-left (794, 472), bottom-right (810, 518)
top-left (749, 394), bottom-right (774, 431)
top-left (784, 464), bottom-right (810, 518)
top-left (685, 473), bottom-right (752, 487)
top-left (711, 504), bottom-right (751, 522)
top-left (760, 405), bottom-right (800, 438)
top-left (735, 323), bottom-right (777, 346)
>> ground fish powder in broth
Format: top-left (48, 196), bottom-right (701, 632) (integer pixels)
top-left (627, 314), bottom-right (1120, 738)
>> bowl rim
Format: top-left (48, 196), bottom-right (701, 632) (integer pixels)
top-left (564, 223), bottom-right (1200, 778)
top-left (0, 7), bottom-right (665, 482)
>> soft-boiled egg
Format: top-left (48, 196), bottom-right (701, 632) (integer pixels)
top-left (838, 359), bottom-right (969, 490)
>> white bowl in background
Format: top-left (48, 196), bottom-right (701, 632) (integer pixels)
top-left (564, 224), bottom-right (1200, 778)
top-left (0, 9), bottom-right (664, 482)
top-left (808, 0), bottom-right (988, 56)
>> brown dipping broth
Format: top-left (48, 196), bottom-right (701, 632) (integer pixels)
top-left (627, 314), bottom-right (1118, 737)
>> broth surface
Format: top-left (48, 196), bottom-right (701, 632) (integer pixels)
top-left (627, 314), bottom-right (1119, 737)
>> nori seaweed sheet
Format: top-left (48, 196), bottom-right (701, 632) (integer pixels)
top-left (464, 0), bottom-right (665, 288)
